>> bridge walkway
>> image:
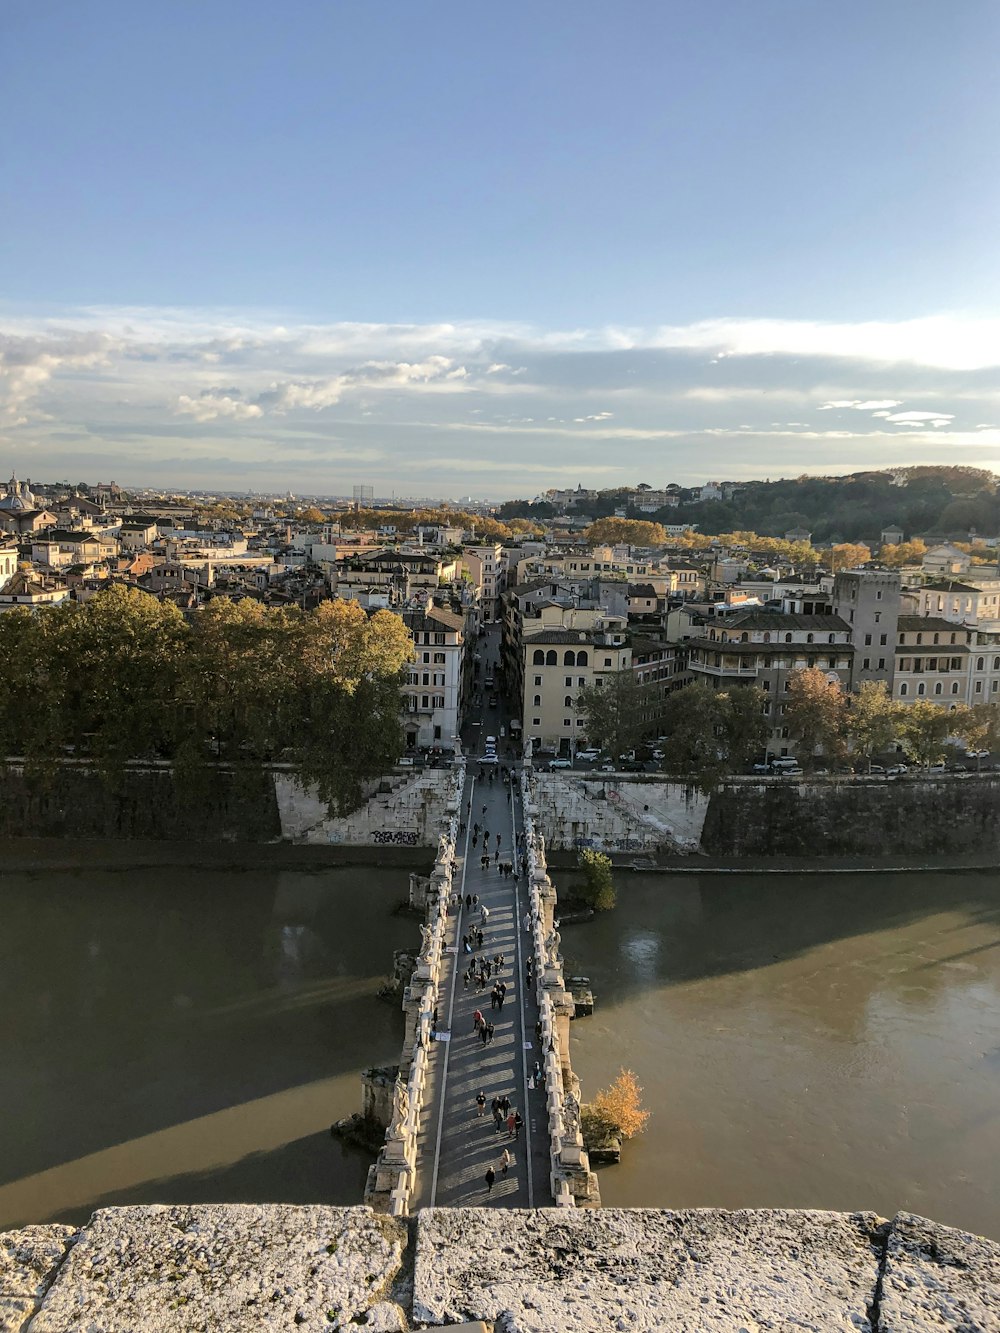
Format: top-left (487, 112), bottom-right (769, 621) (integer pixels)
top-left (412, 767), bottom-right (551, 1208)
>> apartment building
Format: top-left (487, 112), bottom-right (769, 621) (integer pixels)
top-left (521, 607), bottom-right (631, 754)
top-left (462, 543), bottom-right (504, 622)
top-left (687, 611), bottom-right (854, 758)
top-left (893, 617), bottom-right (972, 706)
top-left (832, 569), bottom-right (901, 689)
top-left (400, 602), bottom-right (467, 752)
top-left (914, 577), bottom-right (1000, 627)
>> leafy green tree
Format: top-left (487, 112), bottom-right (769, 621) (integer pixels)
top-left (658, 682), bottom-right (728, 789)
top-left (577, 848), bottom-right (616, 911)
top-left (899, 700), bottom-right (952, 766)
top-left (846, 681), bottom-right (901, 768)
top-left (785, 668), bottom-right (847, 765)
top-left (575, 670), bottom-right (653, 758)
top-left (719, 686), bottom-right (768, 769)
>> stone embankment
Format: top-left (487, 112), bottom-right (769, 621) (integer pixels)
top-left (4, 1204), bottom-right (997, 1331)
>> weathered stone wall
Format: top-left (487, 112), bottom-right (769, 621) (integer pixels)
top-left (0, 764), bottom-right (456, 849)
top-left (531, 771), bottom-right (1000, 862)
top-left (701, 774), bottom-right (1000, 859)
top-left (532, 774), bottom-right (711, 853)
top-left (0, 765), bottom-right (282, 843)
top-left (274, 769), bottom-right (456, 848)
top-left (3, 1204), bottom-right (997, 1331)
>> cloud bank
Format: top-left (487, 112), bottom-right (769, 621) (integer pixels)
top-left (1, 309), bottom-right (998, 495)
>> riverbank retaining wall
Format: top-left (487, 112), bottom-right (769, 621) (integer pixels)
top-left (4, 1203), bottom-right (997, 1330)
top-left (0, 764), bottom-right (456, 849)
top-left (532, 772), bottom-right (1000, 862)
top-left (3, 763), bottom-right (999, 863)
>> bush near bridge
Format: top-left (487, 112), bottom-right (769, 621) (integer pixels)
top-left (577, 848), bottom-right (617, 911)
top-left (582, 1068), bottom-right (650, 1145)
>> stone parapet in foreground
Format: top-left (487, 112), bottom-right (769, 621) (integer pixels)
top-left (3, 1204), bottom-right (999, 1331)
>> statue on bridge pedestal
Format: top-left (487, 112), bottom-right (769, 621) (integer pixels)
top-left (563, 1092), bottom-right (580, 1133)
top-left (393, 1079), bottom-right (410, 1124)
top-left (418, 922), bottom-right (432, 954)
top-left (546, 927), bottom-right (561, 959)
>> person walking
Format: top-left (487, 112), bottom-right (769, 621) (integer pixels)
top-left (493, 1105), bottom-right (504, 1133)
top-left (499, 1148), bottom-right (510, 1177)
top-left (485, 1166), bottom-right (496, 1194)
top-left (476, 1090), bottom-right (486, 1117)
top-left (506, 1111), bottom-right (516, 1138)
top-left (486, 1021), bottom-right (495, 1043)
top-left (514, 1110), bottom-right (523, 1138)
top-left (473, 1008), bottom-right (484, 1034)
top-left (523, 911), bottom-right (531, 934)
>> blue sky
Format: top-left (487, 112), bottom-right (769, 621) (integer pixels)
top-left (2, 1), bottom-right (999, 495)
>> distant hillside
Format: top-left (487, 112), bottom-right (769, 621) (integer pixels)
top-left (502, 468), bottom-right (1000, 541)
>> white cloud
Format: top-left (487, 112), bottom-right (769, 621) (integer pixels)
top-left (882, 410), bottom-right (955, 425)
top-left (176, 392), bottom-right (264, 423)
top-left (818, 399), bottom-right (902, 411)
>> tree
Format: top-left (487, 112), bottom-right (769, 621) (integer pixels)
top-left (299, 505), bottom-right (327, 524)
top-left (846, 681), bottom-right (901, 768)
top-left (577, 849), bottom-right (616, 911)
top-left (583, 518), bottom-right (668, 547)
top-left (718, 686), bottom-right (768, 769)
top-left (961, 701), bottom-right (1000, 755)
top-left (658, 683), bottom-right (728, 789)
top-left (575, 670), bottom-right (653, 758)
top-left (878, 539), bottom-right (926, 567)
top-left (898, 700), bottom-right (952, 766)
top-left (583, 1069), bottom-right (650, 1141)
top-left (785, 668), bottom-right (847, 765)
top-left (824, 542), bottom-right (871, 573)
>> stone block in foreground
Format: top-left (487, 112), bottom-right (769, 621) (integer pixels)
top-left (0, 1226), bottom-right (77, 1333)
top-left (878, 1211), bottom-right (1000, 1331)
top-left (26, 1205), bottom-right (408, 1332)
top-left (413, 1207), bottom-right (884, 1332)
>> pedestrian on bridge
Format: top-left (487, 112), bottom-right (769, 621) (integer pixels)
top-left (506, 1111), bottom-right (516, 1137)
top-left (473, 1009), bottom-right (484, 1034)
top-left (514, 1111), bottom-right (523, 1138)
top-left (499, 1148), bottom-right (510, 1177)
top-left (481, 904), bottom-right (490, 922)
top-left (485, 1166), bottom-right (496, 1194)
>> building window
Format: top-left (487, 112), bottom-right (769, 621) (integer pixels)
top-left (578, 676), bottom-right (585, 686)
top-left (565, 675), bottom-right (573, 686)
top-left (577, 718), bottom-right (585, 726)
top-left (899, 683), bottom-right (908, 696)
top-left (976, 681), bottom-right (983, 693)
top-left (563, 718), bottom-right (571, 727)
top-left (880, 634), bottom-right (887, 646)
top-left (546, 650), bottom-right (557, 665)
top-left (917, 682), bottom-right (925, 696)
top-left (878, 658), bottom-right (885, 670)
top-left (916, 634), bottom-right (922, 645)
top-left (862, 658), bottom-right (870, 669)
top-left (533, 649), bottom-right (545, 665)
top-left (577, 650), bottom-right (588, 666)
top-left (785, 633), bottom-right (792, 643)
top-left (532, 717), bottom-right (541, 726)
top-left (934, 683), bottom-right (943, 695)
top-left (864, 633), bottom-right (872, 646)
top-left (876, 590), bottom-right (882, 600)
top-left (978, 656), bottom-right (985, 671)
top-left (604, 657), bottom-right (612, 666)
top-left (564, 695), bottom-right (572, 708)
top-left (534, 675), bottom-right (542, 686)
top-left (564, 650), bottom-right (576, 666)
top-left (956, 683), bottom-right (963, 694)
top-left (533, 695), bottom-right (541, 706)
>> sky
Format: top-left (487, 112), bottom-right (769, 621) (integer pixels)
top-left (2, 1), bottom-right (999, 497)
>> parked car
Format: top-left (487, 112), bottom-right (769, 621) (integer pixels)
top-left (886, 764), bottom-right (908, 776)
top-left (597, 762), bottom-right (616, 773)
top-left (549, 757), bottom-right (572, 769)
top-left (576, 749), bottom-right (601, 762)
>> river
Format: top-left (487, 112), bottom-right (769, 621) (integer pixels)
top-left (1, 863), bottom-right (998, 1238)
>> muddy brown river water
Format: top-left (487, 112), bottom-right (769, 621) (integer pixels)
top-left (1, 863), bottom-right (998, 1238)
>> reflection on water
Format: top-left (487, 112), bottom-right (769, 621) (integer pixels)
top-left (0, 864), bottom-right (418, 1228)
top-left (567, 871), bottom-right (1000, 1240)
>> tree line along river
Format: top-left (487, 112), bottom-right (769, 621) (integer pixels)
top-left (0, 861), bottom-right (997, 1240)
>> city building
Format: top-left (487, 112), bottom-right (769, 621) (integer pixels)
top-left (832, 569), bottom-right (901, 689)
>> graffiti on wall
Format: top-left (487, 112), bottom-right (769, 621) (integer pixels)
top-left (373, 829), bottom-right (419, 846)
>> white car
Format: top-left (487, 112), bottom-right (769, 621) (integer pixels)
top-left (549, 757), bottom-right (572, 769)
top-left (576, 749), bottom-right (600, 762)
